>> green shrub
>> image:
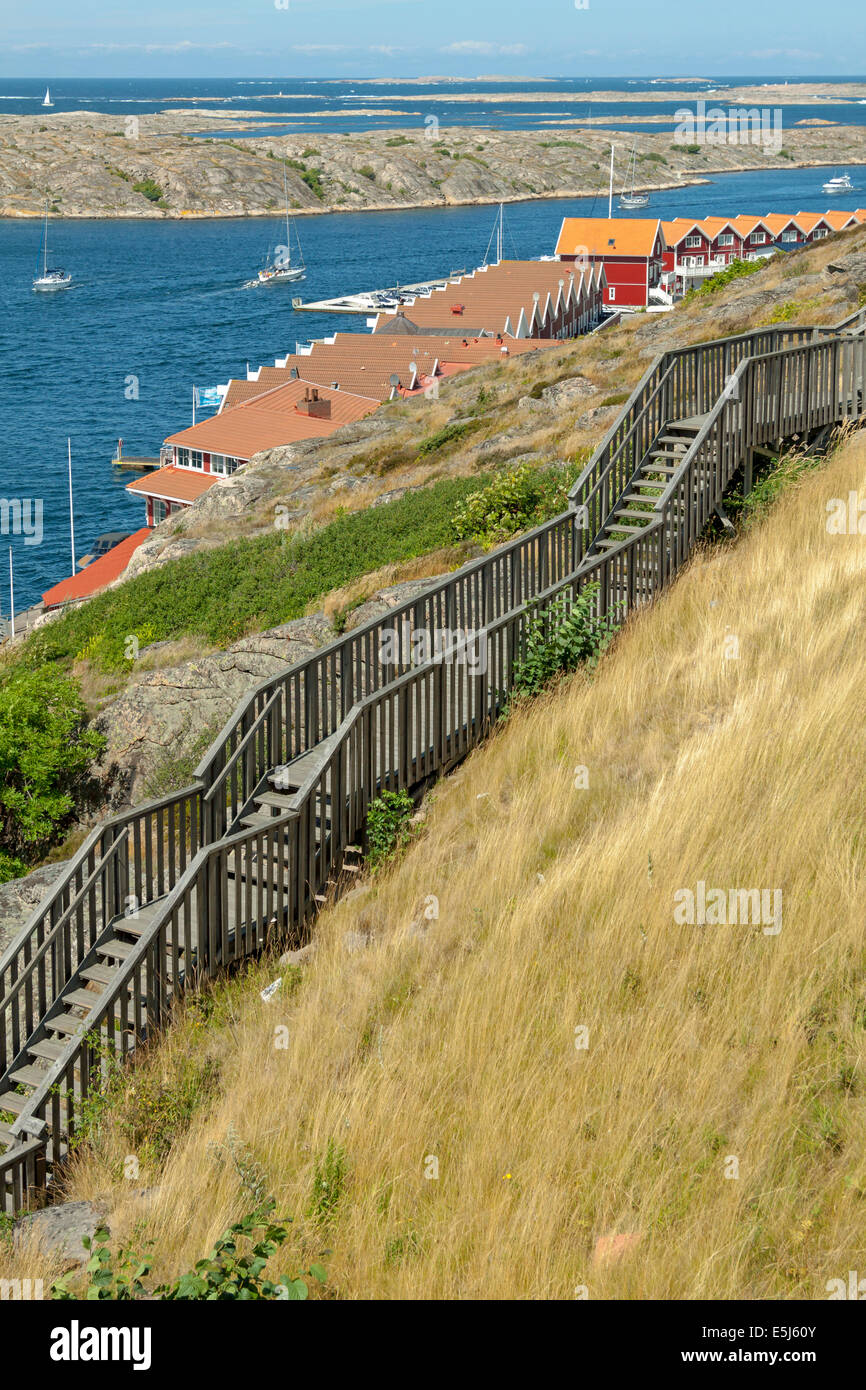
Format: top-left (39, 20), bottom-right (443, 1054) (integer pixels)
top-left (687, 258), bottom-right (766, 299)
top-left (132, 177), bottom-right (163, 203)
top-left (52, 1200), bottom-right (325, 1301)
top-left (0, 667), bottom-right (105, 877)
top-left (417, 420), bottom-right (478, 455)
top-left (366, 789), bottom-right (414, 869)
top-left (451, 459), bottom-right (585, 548)
top-left (358, 165), bottom-right (376, 180)
top-left (511, 585), bottom-right (617, 700)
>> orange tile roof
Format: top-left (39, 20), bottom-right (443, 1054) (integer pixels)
top-left (372, 259), bottom-right (602, 336)
top-left (555, 217), bottom-right (662, 259)
top-left (161, 379), bottom-right (380, 459)
top-left (126, 466), bottom-right (220, 504)
top-left (42, 529), bottom-right (151, 609)
top-left (221, 332), bottom-right (552, 410)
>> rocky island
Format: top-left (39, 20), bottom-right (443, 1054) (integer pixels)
top-left (2, 93), bottom-right (866, 219)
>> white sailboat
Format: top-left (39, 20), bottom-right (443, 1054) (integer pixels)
top-left (42, 87), bottom-right (53, 108)
top-left (618, 142), bottom-right (650, 210)
top-left (256, 168), bottom-right (306, 286)
top-left (32, 202), bottom-right (72, 292)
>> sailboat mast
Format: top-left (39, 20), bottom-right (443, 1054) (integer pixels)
top-left (498, 203), bottom-right (503, 264)
top-left (608, 145), bottom-right (615, 219)
top-left (284, 167), bottom-right (291, 268)
top-left (43, 204), bottom-right (48, 276)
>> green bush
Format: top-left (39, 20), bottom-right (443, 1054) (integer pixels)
top-left (358, 165), bottom-right (376, 180)
top-left (511, 585), bottom-right (617, 700)
top-left (52, 1201), bottom-right (325, 1301)
top-left (0, 667), bottom-right (105, 879)
top-left (417, 420), bottom-right (478, 456)
top-left (366, 789), bottom-right (414, 869)
top-left (132, 177), bottom-right (163, 203)
top-left (687, 258), bottom-right (766, 298)
top-left (451, 459), bottom-right (585, 548)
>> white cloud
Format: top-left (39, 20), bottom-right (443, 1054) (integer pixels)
top-left (440, 41), bottom-right (529, 56)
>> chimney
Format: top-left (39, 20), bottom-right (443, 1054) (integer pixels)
top-left (296, 386), bottom-right (331, 419)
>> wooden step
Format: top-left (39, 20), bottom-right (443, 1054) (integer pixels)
top-left (97, 936), bottom-right (136, 961)
top-left (241, 811), bottom-right (285, 831)
top-left (615, 508), bottom-right (658, 520)
top-left (9, 1064), bottom-right (49, 1089)
top-left (81, 963), bottom-right (119, 987)
top-left (255, 791), bottom-right (298, 811)
top-left (639, 462), bottom-right (679, 474)
top-left (28, 1038), bottom-right (65, 1062)
top-left (46, 1012), bottom-right (89, 1037)
top-left (606, 522), bottom-right (652, 535)
top-left (64, 988), bottom-right (102, 1012)
top-left (0, 1089), bottom-right (30, 1115)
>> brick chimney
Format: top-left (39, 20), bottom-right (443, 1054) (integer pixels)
top-left (296, 386), bottom-right (331, 419)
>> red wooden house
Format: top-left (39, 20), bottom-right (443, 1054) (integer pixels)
top-left (554, 218), bottom-right (666, 309)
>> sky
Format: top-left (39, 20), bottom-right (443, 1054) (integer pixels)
top-left (1, 0), bottom-right (864, 80)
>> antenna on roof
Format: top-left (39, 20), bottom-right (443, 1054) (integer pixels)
top-left (389, 373), bottom-right (401, 387)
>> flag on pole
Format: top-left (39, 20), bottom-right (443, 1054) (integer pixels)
top-left (194, 386), bottom-right (223, 411)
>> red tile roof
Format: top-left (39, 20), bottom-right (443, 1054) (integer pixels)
top-left (42, 529), bottom-right (151, 609)
top-left (162, 379), bottom-right (380, 459)
top-left (126, 467), bottom-right (220, 504)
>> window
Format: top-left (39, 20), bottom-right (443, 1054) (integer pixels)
top-left (813, 228), bottom-right (828, 240)
top-left (685, 234), bottom-right (702, 248)
top-left (608, 286), bottom-right (616, 301)
top-left (152, 498), bottom-right (167, 524)
top-left (718, 233), bottom-right (734, 247)
top-left (782, 230), bottom-right (798, 243)
top-left (211, 455), bottom-right (243, 476)
top-left (176, 448), bottom-right (190, 468)
top-left (750, 230), bottom-right (766, 244)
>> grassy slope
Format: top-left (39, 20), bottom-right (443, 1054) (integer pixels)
top-left (16, 429), bottom-right (866, 1299)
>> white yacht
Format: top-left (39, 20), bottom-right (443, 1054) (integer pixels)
top-left (32, 204), bottom-right (72, 292)
top-left (255, 168), bottom-right (306, 286)
top-left (822, 173), bottom-right (853, 194)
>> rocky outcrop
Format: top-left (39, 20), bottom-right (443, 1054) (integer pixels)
top-left (0, 862), bottom-right (69, 958)
top-left (97, 615), bottom-right (334, 805)
top-left (3, 109), bottom-right (866, 220)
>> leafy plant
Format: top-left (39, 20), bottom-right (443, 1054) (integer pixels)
top-left (416, 420), bottom-right (478, 456)
top-left (686, 258), bottom-right (766, 299)
top-left (511, 585), bottom-right (617, 700)
top-left (366, 789), bottom-right (414, 869)
top-left (451, 459), bottom-right (586, 548)
top-left (307, 1140), bottom-right (348, 1225)
top-left (0, 667), bottom-right (105, 878)
top-left (52, 1201), bottom-right (325, 1301)
top-left (132, 177), bottom-right (164, 203)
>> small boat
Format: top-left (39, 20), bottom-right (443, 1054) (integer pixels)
top-left (32, 203), bottom-right (72, 292)
top-left (822, 173), bottom-right (853, 193)
top-left (42, 86), bottom-right (53, 108)
top-left (618, 142), bottom-right (650, 210)
top-left (255, 168), bottom-right (306, 285)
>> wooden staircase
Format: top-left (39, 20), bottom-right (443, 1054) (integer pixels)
top-left (3, 307), bottom-right (865, 1213)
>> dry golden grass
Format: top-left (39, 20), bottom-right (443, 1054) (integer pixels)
top-left (21, 426), bottom-right (865, 1300)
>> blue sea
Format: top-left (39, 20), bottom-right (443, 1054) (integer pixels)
top-left (2, 78), bottom-right (866, 610)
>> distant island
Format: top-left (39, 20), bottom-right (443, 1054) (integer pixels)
top-left (2, 87), bottom-right (866, 220)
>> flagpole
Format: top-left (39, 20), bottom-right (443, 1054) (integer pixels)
top-left (67, 437), bottom-right (76, 575)
top-left (192, 386), bottom-right (196, 427)
top-left (9, 547), bottom-right (15, 639)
